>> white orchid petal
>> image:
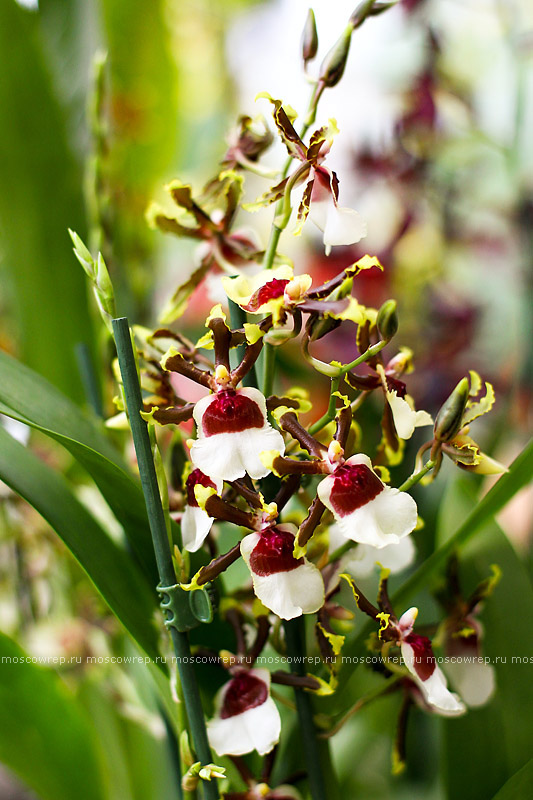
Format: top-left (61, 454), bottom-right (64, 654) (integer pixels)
top-left (323, 205), bottom-right (367, 250)
top-left (191, 388), bottom-right (284, 481)
top-left (207, 668), bottom-right (280, 756)
top-left (190, 432), bottom-right (247, 481)
top-left (341, 535), bottom-right (416, 578)
top-left (319, 467), bottom-right (417, 549)
top-left (241, 533), bottom-right (324, 620)
top-left (444, 659), bottom-right (495, 708)
top-left (181, 506), bottom-right (214, 552)
top-left (401, 641), bottom-right (465, 716)
top-left (388, 392), bottom-right (433, 440)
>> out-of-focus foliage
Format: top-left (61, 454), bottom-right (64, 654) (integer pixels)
top-left (0, 0), bottom-right (531, 799)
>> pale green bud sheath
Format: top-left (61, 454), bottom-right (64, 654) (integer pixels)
top-left (434, 377), bottom-right (470, 443)
top-left (377, 299), bottom-right (399, 342)
top-left (302, 8), bottom-right (318, 64)
top-left (318, 24), bottom-right (352, 88)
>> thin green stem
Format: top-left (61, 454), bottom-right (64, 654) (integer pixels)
top-left (228, 298), bottom-right (257, 387)
top-left (308, 376), bottom-right (341, 436)
top-left (262, 338), bottom-right (277, 397)
top-left (112, 317), bottom-right (219, 800)
top-left (398, 459), bottom-right (436, 493)
top-left (283, 618), bottom-right (328, 800)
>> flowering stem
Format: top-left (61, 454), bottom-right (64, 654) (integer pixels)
top-left (112, 317), bottom-right (219, 800)
top-left (309, 375), bottom-right (340, 435)
top-left (283, 618), bottom-right (328, 800)
top-left (398, 459), bottom-right (436, 493)
top-left (228, 299), bottom-right (257, 387)
top-left (262, 335), bottom-right (277, 397)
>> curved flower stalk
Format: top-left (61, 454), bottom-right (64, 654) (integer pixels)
top-left (207, 668), bottom-right (281, 756)
top-left (345, 345), bottom-right (433, 464)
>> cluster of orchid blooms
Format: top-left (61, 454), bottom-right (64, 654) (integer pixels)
top-left (107, 6), bottom-right (507, 792)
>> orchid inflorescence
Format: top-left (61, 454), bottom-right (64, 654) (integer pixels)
top-left (75, 2), bottom-right (507, 792)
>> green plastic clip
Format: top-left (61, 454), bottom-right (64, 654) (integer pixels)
top-left (158, 582), bottom-right (216, 632)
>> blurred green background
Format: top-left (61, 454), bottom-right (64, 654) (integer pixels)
top-left (0, 0), bottom-right (532, 799)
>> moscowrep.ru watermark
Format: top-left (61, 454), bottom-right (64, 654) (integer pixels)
top-left (1, 654), bottom-right (532, 668)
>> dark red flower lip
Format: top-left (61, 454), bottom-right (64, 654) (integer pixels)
top-left (327, 463), bottom-right (383, 518)
top-left (404, 633), bottom-right (436, 681)
top-left (243, 278), bottom-right (289, 312)
top-left (201, 390), bottom-right (264, 436)
top-left (185, 468), bottom-right (217, 507)
top-left (249, 526), bottom-right (303, 576)
top-left (220, 670), bottom-right (268, 718)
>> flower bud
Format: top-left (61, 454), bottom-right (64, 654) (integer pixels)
top-left (301, 8), bottom-right (318, 64)
top-left (377, 299), bottom-right (398, 341)
top-left (434, 378), bottom-right (469, 443)
top-left (318, 25), bottom-right (352, 88)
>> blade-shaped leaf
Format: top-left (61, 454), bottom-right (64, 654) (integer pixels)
top-left (0, 630), bottom-right (106, 800)
top-left (439, 479), bottom-right (533, 800)
top-left (0, 0), bottom-right (94, 402)
top-left (491, 760), bottom-right (533, 800)
top-left (0, 426), bottom-right (160, 663)
top-left (0, 349), bottom-right (158, 582)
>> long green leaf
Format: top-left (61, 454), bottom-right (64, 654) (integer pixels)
top-left (0, 0), bottom-right (93, 401)
top-left (491, 760), bottom-right (533, 800)
top-left (0, 426), bottom-right (160, 663)
top-left (0, 630), bottom-right (106, 800)
top-left (439, 480), bottom-right (533, 799)
top-left (0, 349), bottom-right (157, 582)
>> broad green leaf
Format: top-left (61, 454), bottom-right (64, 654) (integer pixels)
top-left (437, 480), bottom-right (533, 800)
top-left (491, 760), bottom-right (533, 800)
top-left (0, 426), bottom-right (160, 664)
top-left (439, 480), bottom-right (533, 800)
top-left (0, 349), bottom-right (157, 582)
top-left (0, 630), bottom-right (106, 800)
top-left (0, 0), bottom-right (94, 402)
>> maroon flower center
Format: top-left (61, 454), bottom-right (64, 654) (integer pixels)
top-left (249, 527), bottom-right (304, 576)
top-left (386, 375), bottom-right (407, 398)
top-left (244, 279), bottom-right (289, 312)
top-left (185, 468), bottom-right (217, 508)
top-left (328, 464), bottom-right (383, 517)
top-left (202, 390), bottom-right (264, 436)
top-left (220, 671), bottom-right (268, 718)
top-left (404, 633), bottom-right (436, 681)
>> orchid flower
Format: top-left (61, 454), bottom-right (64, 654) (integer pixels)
top-left (397, 608), bottom-right (465, 716)
top-left (207, 668), bottom-right (281, 756)
top-left (318, 452), bottom-right (418, 549)
top-left (241, 523), bottom-right (325, 620)
top-left (181, 469), bottom-right (223, 552)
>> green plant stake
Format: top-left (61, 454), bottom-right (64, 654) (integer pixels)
top-left (112, 317), bottom-right (219, 800)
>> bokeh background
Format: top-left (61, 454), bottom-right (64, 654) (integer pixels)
top-left (0, 0), bottom-right (532, 798)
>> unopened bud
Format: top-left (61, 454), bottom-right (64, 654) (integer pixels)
top-left (434, 378), bottom-right (469, 442)
top-left (377, 299), bottom-right (398, 342)
top-left (301, 8), bottom-right (318, 64)
top-left (319, 25), bottom-right (352, 88)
